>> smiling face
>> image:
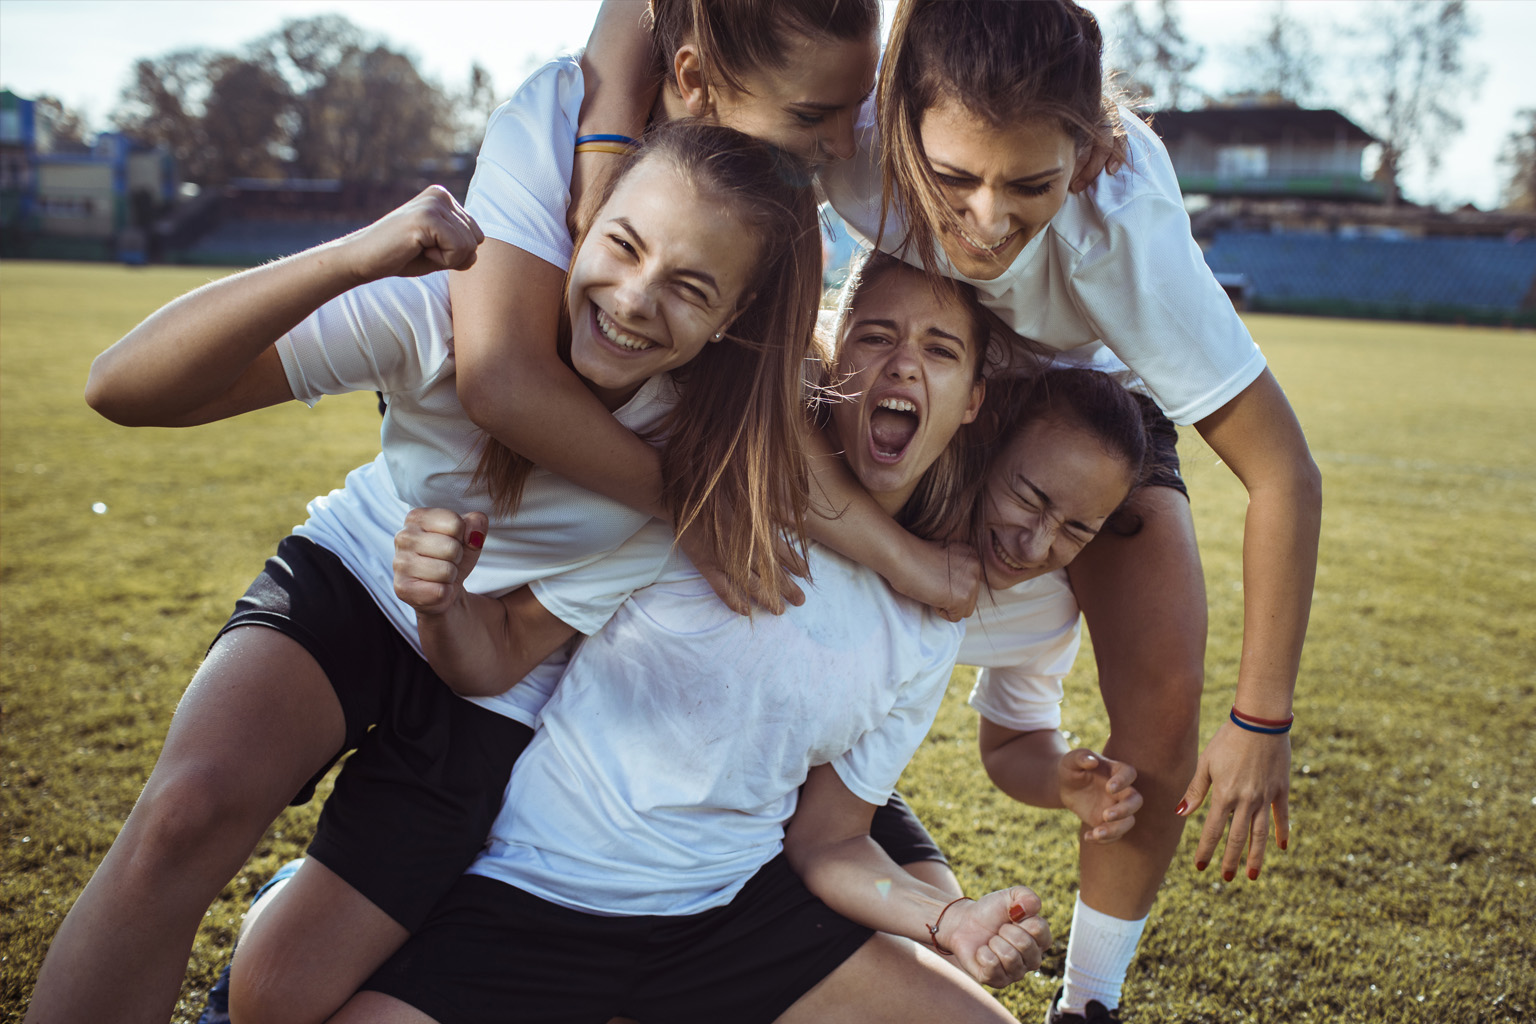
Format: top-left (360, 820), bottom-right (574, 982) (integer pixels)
top-left (676, 29), bottom-right (878, 166)
top-left (829, 264), bottom-right (985, 515)
top-left (918, 96), bottom-right (1081, 281)
top-left (981, 412), bottom-right (1137, 589)
top-left (565, 156), bottom-right (758, 409)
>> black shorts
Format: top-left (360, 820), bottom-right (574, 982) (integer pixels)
top-left (364, 856), bottom-right (873, 1024)
top-left (216, 535), bottom-right (534, 929)
top-left (870, 791), bottom-right (949, 866)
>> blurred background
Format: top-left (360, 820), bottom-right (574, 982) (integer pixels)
top-left (2, 0), bottom-right (1534, 323)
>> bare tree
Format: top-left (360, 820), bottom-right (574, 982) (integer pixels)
top-left (1108, 0), bottom-right (1204, 110)
top-left (1349, 0), bottom-right (1483, 204)
top-left (1499, 108), bottom-right (1536, 212)
top-left (31, 95), bottom-right (91, 151)
top-left (201, 56), bottom-right (293, 180)
top-left (455, 62), bottom-right (503, 153)
top-left (112, 50), bottom-right (217, 182)
top-left (1230, 2), bottom-right (1321, 106)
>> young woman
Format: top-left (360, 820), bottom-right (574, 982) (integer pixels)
top-left (26, 121), bottom-right (821, 1024)
top-left (329, 254), bottom-right (1048, 1024)
top-left (452, 0), bottom-right (925, 614)
top-left (813, 2), bottom-right (1323, 1019)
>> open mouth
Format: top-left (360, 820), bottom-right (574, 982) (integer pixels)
top-left (868, 397), bottom-right (920, 463)
top-left (596, 308), bottom-right (658, 352)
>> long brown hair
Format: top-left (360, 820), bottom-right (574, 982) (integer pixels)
top-left (876, 0), bottom-right (1125, 274)
top-left (474, 119), bottom-right (822, 595)
top-left (647, 0), bottom-right (879, 94)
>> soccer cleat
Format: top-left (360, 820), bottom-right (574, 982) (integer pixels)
top-left (196, 859), bottom-right (306, 1024)
top-left (1045, 987), bottom-right (1124, 1023)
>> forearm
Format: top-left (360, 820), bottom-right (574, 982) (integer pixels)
top-left (805, 430), bottom-right (933, 592)
top-left (1232, 464), bottom-right (1322, 718)
top-left (86, 243), bottom-right (359, 425)
top-left (580, 0), bottom-right (660, 140)
top-left (980, 728), bottom-right (1071, 809)
top-left (417, 588), bottom-right (574, 697)
top-left (789, 833), bottom-right (960, 945)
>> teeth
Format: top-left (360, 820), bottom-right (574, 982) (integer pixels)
top-left (992, 533), bottom-right (1026, 572)
top-left (597, 309), bottom-right (656, 352)
top-left (959, 229), bottom-right (1012, 253)
top-left (876, 397), bottom-right (917, 413)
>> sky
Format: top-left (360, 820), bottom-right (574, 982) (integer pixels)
top-left (1, 0), bottom-right (1531, 209)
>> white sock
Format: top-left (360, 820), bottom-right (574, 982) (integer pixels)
top-left (1058, 894), bottom-right (1147, 1015)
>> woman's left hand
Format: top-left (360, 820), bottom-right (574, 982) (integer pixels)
top-left (1176, 721), bottom-right (1291, 881)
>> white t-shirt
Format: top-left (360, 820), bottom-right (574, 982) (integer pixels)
top-left (960, 570), bottom-right (1082, 735)
top-left (465, 55), bottom-right (585, 269)
top-left (281, 274), bottom-right (678, 726)
top-left (279, 55), bottom-right (663, 727)
top-left (821, 107), bottom-right (1267, 425)
top-left (470, 528), bottom-right (964, 917)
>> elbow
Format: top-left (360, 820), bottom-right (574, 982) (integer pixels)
top-left (83, 353), bottom-right (141, 425)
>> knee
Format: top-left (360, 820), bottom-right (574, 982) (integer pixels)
top-left (123, 761), bottom-right (270, 868)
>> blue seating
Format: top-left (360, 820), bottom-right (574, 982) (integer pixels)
top-left (1202, 232), bottom-right (1536, 316)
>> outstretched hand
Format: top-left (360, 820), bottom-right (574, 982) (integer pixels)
top-left (341, 185), bottom-right (484, 283)
top-left (933, 887), bottom-right (1051, 989)
top-left (393, 507), bottom-right (488, 617)
top-left (1177, 721), bottom-right (1292, 881)
top-left (1058, 748), bottom-right (1142, 843)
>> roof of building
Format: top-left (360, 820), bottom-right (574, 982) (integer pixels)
top-left (1151, 107), bottom-right (1376, 146)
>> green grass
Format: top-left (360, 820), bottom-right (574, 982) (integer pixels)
top-left (3, 263), bottom-right (1534, 1022)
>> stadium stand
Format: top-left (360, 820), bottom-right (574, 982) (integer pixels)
top-left (1202, 231), bottom-right (1536, 324)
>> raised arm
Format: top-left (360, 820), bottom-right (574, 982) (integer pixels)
top-left (785, 763), bottom-right (1051, 989)
top-left (394, 508), bottom-right (577, 696)
top-left (86, 186), bottom-right (481, 428)
top-left (1181, 368), bottom-right (1321, 878)
top-left (569, 0), bottom-right (662, 236)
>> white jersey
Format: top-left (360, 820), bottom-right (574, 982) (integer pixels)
top-left (280, 55), bottom-right (665, 728)
top-left (822, 106), bottom-right (1266, 425)
top-left (470, 526), bottom-right (963, 917)
top-left (960, 570), bottom-right (1082, 735)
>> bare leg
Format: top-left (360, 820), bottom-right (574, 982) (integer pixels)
top-left (330, 990), bottom-right (439, 1024)
top-left (1067, 486), bottom-right (1205, 922)
top-left (775, 932), bottom-right (1014, 1023)
top-left (229, 858), bottom-right (410, 1024)
top-left (24, 628), bottom-right (345, 1024)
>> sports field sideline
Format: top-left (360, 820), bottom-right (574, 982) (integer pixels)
top-left (2, 260), bottom-right (1532, 1023)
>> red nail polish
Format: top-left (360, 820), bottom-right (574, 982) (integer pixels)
top-left (1279, 839), bottom-right (1288, 851)
top-left (1195, 860), bottom-right (1207, 872)
top-left (1222, 869), bottom-right (1235, 882)
top-left (1174, 800), bottom-right (1188, 816)
top-left (467, 531), bottom-right (485, 549)
top-left (1247, 868), bottom-right (1259, 881)
top-left (1008, 902), bottom-right (1026, 923)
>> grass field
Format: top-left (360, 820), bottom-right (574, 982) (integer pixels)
top-left (2, 260), bottom-right (1534, 1023)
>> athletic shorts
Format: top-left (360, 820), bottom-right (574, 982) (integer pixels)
top-left (364, 855), bottom-right (874, 1024)
top-left (216, 535), bottom-right (534, 929)
top-left (870, 791), bottom-right (949, 866)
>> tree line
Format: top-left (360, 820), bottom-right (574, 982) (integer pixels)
top-left (40, 14), bottom-right (501, 188)
top-left (23, 3), bottom-right (1535, 209)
